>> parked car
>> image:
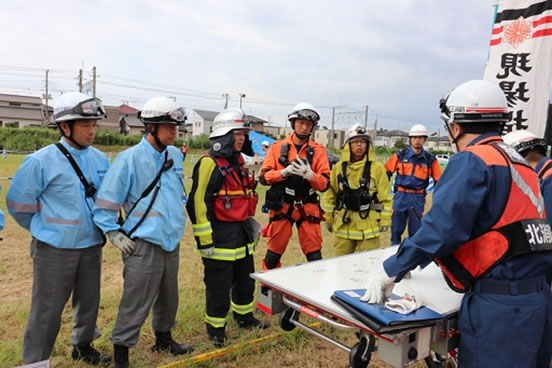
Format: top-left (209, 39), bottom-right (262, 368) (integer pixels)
top-left (436, 154), bottom-right (450, 165)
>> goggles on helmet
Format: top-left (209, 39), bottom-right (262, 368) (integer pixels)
top-left (290, 109), bottom-right (320, 122)
top-left (141, 107), bottom-right (187, 124)
top-left (54, 98), bottom-right (107, 120)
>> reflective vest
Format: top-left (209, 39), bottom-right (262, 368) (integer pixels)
top-left (206, 154), bottom-right (258, 222)
top-left (264, 143), bottom-right (318, 210)
top-left (435, 142), bottom-right (552, 292)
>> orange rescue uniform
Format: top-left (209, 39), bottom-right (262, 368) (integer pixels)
top-left (260, 133), bottom-right (330, 268)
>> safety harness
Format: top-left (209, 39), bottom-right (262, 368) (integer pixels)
top-left (205, 153), bottom-right (258, 222)
top-left (265, 143), bottom-right (322, 227)
top-left (335, 159), bottom-right (382, 224)
top-left (435, 142), bottom-right (552, 293)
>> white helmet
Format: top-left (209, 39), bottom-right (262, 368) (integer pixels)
top-left (53, 92), bottom-right (106, 123)
top-left (346, 124), bottom-right (371, 143)
top-left (409, 124), bottom-right (428, 138)
top-left (139, 96), bottom-right (186, 125)
top-left (209, 108), bottom-right (251, 139)
top-left (288, 102), bottom-right (320, 124)
top-left (503, 130), bottom-right (547, 155)
top-left (261, 140), bottom-right (270, 147)
top-left (440, 80), bottom-right (510, 125)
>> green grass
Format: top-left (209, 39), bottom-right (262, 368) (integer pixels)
top-left (0, 148), bottom-right (433, 368)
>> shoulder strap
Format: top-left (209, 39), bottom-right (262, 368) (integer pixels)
top-left (55, 143), bottom-right (97, 197)
top-left (538, 160), bottom-right (552, 179)
top-left (122, 151), bottom-right (174, 235)
top-left (278, 143), bottom-right (290, 166)
top-left (306, 146), bottom-right (315, 166)
top-left (360, 159), bottom-right (371, 188)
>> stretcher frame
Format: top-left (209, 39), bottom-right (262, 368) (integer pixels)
top-left (250, 249), bottom-right (462, 368)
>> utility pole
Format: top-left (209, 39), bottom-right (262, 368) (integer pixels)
top-left (364, 105), bottom-right (369, 129)
top-left (78, 69), bottom-right (83, 92)
top-left (239, 93), bottom-right (246, 108)
top-left (92, 66), bottom-right (97, 97)
top-left (45, 69), bottom-right (49, 125)
top-left (330, 107), bottom-right (336, 149)
top-left (222, 93), bottom-right (229, 109)
top-left (372, 115), bottom-right (378, 143)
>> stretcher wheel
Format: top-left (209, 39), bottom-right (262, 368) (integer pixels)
top-left (279, 308), bottom-right (298, 331)
top-left (349, 335), bottom-right (374, 368)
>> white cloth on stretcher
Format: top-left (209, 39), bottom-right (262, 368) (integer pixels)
top-left (384, 294), bottom-right (423, 314)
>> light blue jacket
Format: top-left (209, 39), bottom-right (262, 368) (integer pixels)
top-left (6, 139), bottom-right (109, 248)
top-left (0, 208), bottom-right (4, 231)
top-left (93, 137), bottom-right (186, 251)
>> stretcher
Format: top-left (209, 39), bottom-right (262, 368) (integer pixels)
top-left (250, 247), bottom-right (463, 368)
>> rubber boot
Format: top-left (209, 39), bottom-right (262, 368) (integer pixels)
top-left (233, 312), bottom-right (271, 330)
top-left (206, 324), bottom-right (227, 348)
top-left (152, 330), bottom-right (193, 355)
top-left (113, 344), bottom-right (129, 368)
top-left (71, 343), bottom-right (111, 366)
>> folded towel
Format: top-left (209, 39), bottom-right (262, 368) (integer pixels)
top-left (384, 294), bottom-right (423, 314)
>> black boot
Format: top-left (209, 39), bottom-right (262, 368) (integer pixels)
top-left (71, 344), bottom-right (111, 366)
top-left (113, 344), bottom-right (129, 368)
top-left (152, 330), bottom-right (193, 355)
top-left (206, 324), bottom-right (228, 348)
top-left (233, 312), bottom-right (271, 330)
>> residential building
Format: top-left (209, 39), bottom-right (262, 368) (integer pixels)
top-left (314, 127), bottom-right (346, 149)
top-left (373, 129), bottom-right (409, 149)
top-left (192, 109), bottom-right (218, 136)
top-left (102, 104), bottom-right (140, 133)
top-left (0, 93), bottom-right (48, 128)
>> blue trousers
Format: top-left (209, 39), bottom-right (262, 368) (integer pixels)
top-left (390, 192), bottom-right (425, 245)
top-left (458, 278), bottom-right (552, 367)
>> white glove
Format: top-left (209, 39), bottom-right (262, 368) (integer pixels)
top-left (360, 263), bottom-right (395, 304)
top-left (291, 159), bottom-right (314, 180)
top-left (379, 226), bottom-right (388, 232)
top-left (280, 165), bottom-right (295, 178)
top-left (107, 231), bottom-right (135, 256)
top-left (325, 222), bottom-right (333, 233)
top-left (199, 246), bottom-right (215, 256)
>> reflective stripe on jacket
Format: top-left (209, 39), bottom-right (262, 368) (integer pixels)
top-left (385, 147), bottom-right (441, 190)
top-left (323, 141), bottom-right (392, 240)
top-left (187, 152), bottom-right (255, 261)
top-left (435, 140), bottom-right (551, 292)
top-left (93, 137), bottom-right (187, 251)
top-left (7, 139), bottom-right (109, 248)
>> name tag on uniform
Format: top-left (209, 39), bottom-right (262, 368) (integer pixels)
top-left (523, 219), bottom-right (552, 251)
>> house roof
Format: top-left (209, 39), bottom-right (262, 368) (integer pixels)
top-left (376, 129), bottom-right (409, 137)
top-left (120, 104), bottom-right (138, 115)
top-left (194, 109), bottom-right (219, 121)
top-left (0, 93), bottom-right (43, 105)
top-left (248, 115), bottom-right (267, 124)
top-left (0, 106), bottom-right (44, 121)
top-left (121, 115), bottom-right (143, 128)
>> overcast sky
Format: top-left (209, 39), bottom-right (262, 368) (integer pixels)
top-left (0, 1), bottom-right (496, 133)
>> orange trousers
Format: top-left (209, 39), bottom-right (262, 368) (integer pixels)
top-left (266, 202), bottom-right (322, 256)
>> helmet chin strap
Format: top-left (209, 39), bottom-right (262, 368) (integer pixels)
top-left (146, 124), bottom-right (167, 151)
top-left (444, 121), bottom-right (464, 151)
top-left (61, 122), bottom-right (86, 150)
top-left (291, 120), bottom-right (312, 140)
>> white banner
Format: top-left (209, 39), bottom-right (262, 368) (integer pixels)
top-left (484, 0), bottom-right (552, 137)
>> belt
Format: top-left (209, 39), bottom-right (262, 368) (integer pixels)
top-left (396, 187), bottom-right (424, 194)
top-left (473, 277), bottom-right (546, 295)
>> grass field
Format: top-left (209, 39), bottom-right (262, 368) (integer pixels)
top-left (0, 148), bottom-right (435, 368)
